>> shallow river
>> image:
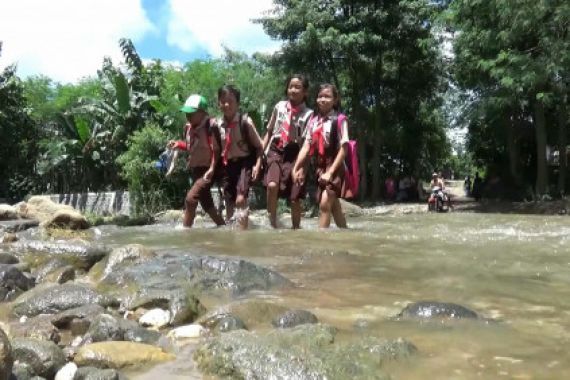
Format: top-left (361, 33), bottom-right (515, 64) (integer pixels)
top-left (99, 211), bottom-right (570, 379)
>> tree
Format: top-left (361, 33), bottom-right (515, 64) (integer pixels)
top-left (0, 44), bottom-right (39, 200)
top-left (450, 0), bottom-right (569, 197)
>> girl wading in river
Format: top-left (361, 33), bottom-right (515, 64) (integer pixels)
top-left (262, 74), bottom-right (313, 229)
top-left (293, 83), bottom-right (348, 229)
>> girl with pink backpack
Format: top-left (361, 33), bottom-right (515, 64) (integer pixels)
top-left (293, 83), bottom-right (351, 229)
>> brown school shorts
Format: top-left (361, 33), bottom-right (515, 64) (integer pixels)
top-left (186, 166), bottom-right (217, 211)
top-left (315, 156), bottom-right (345, 204)
top-left (222, 154), bottom-right (256, 203)
top-left (263, 144), bottom-right (306, 201)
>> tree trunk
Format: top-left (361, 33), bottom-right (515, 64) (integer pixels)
top-left (371, 104), bottom-right (382, 200)
top-left (504, 113), bottom-right (521, 186)
top-left (533, 99), bottom-right (549, 196)
top-left (356, 116), bottom-right (368, 200)
top-left (557, 100), bottom-right (567, 196)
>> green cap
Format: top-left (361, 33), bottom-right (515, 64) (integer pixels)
top-left (180, 94), bottom-right (207, 113)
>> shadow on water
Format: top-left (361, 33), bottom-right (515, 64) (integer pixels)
top-left (97, 212), bottom-right (570, 379)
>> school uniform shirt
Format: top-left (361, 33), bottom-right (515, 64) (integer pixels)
top-left (178, 117), bottom-right (220, 168)
top-left (268, 101), bottom-right (313, 147)
top-left (304, 110), bottom-right (350, 154)
top-left (218, 112), bottom-right (263, 161)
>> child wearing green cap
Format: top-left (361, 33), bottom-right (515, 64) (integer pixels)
top-left (168, 94), bottom-right (225, 228)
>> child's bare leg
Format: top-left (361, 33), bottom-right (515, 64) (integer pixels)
top-left (291, 199), bottom-right (302, 229)
top-left (318, 190), bottom-right (332, 228)
top-left (331, 196), bottom-right (347, 228)
top-left (225, 196), bottom-right (235, 221)
top-left (183, 191), bottom-right (198, 227)
top-left (205, 207), bottom-right (225, 226)
top-left (266, 181), bottom-right (279, 228)
top-left (235, 194), bottom-right (249, 230)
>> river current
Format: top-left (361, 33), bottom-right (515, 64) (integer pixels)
top-left (99, 211), bottom-right (570, 379)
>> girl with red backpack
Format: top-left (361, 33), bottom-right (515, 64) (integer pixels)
top-left (293, 84), bottom-right (348, 229)
top-left (262, 74), bottom-right (314, 229)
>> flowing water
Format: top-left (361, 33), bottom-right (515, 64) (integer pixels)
top-left (97, 211), bottom-right (570, 379)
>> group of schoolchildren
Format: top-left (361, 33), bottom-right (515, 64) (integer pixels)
top-left (167, 74), bottom-right (351, 230)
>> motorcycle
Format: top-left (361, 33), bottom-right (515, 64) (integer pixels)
top-left (427, 186), bottom-right (449, 212)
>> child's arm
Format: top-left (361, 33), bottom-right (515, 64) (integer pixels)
top-left (293, 141), bottom-right (310, 184)
top-left (204, 126), bottom-right (220, 182)
top-left (247, 117), bottom-right (264, 181)
top-left (262, 107), bottom-right (277, 154)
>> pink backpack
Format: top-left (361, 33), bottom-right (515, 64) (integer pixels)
top-left (336, 114), bottom-right (360, 200)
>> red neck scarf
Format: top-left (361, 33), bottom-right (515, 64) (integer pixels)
top-left (309, 115), bottom-right (326, 157)
top-left (279, 101), bottom-right (301, 147)
top-left (223, 120), bottom-right (237, 165)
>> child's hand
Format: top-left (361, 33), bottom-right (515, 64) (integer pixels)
top-left (167, 140), bottom-right (176, 149)
top-left (319, 171), bottom-right (332, 185)
top-left (252, 162), bottom-right (261, 181)
top-left (294, 168), bottom-right (305, 185)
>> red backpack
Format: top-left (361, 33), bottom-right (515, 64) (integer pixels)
top-left (335, 114), bottom-right (360, 200)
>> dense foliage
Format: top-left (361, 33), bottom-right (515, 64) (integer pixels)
top-left (448, 0), bottom-right (569, 198)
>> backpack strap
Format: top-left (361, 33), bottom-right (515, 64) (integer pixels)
top-left (205, 118), bottom-right (222, 160)
top-left (239, 112), bottom-right (262, 158)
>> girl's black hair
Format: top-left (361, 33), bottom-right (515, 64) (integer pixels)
top-left (218, 84), bottom-right (241, 103)
top-left (316, 83), bottom-right (341, 111)
top-left (285, 74), bottom-right (310, 102)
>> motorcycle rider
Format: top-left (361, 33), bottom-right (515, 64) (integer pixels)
top-left (429, 172), bottom-right (448, 206)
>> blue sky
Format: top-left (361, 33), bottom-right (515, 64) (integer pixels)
top-left (0, 0), bottom-right (281, 83)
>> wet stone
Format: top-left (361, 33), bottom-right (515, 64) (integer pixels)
top-left (12, 283), bottom-right (116, 318)
top-left (73, 366), bottom-right (122, 380)
top-left (0, 327), bottom-right (12, 380)
top-left (11, 338), bottom-right (66, 379)
top-left (194, 323), bottom-right (416, 380)
top-left (398, 301), bottom-right (479, 320)
top-left (0, 264), bottom-right (34, 302)
top-left (272, 309), bottom-right (319, 328)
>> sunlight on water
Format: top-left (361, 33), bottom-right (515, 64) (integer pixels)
top-left (100, 212), bottom-right (570, 379)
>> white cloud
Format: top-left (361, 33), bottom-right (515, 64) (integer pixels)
top-left (0, 0), bottom-right (155, 83)
top-left (166, 0), bottom-right (280, 56)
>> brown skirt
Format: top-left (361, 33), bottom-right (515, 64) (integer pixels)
top-left (263, 144), bottom-right (306, 201)
top-left (315, 155), bottom-right (345, 204)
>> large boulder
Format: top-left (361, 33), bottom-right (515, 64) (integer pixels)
top-left (74, 342), bottom-right (174, 369)
top-left (0, 328), bottom-right (12, 380)
top-left (0, 264), bottom-right (34, 302)
top-left (11, 338), bottom-right (66, 379)
top-left (16, 196), bottom-right (89, 230)
top-left (99, 254), bottom-right (291, 300)
top-left (10, 241), bottom-right (109, 271)
top-left (12, 283), bottom-right (117, 317)
top-left (194, 324), bottom-right (416, 380)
